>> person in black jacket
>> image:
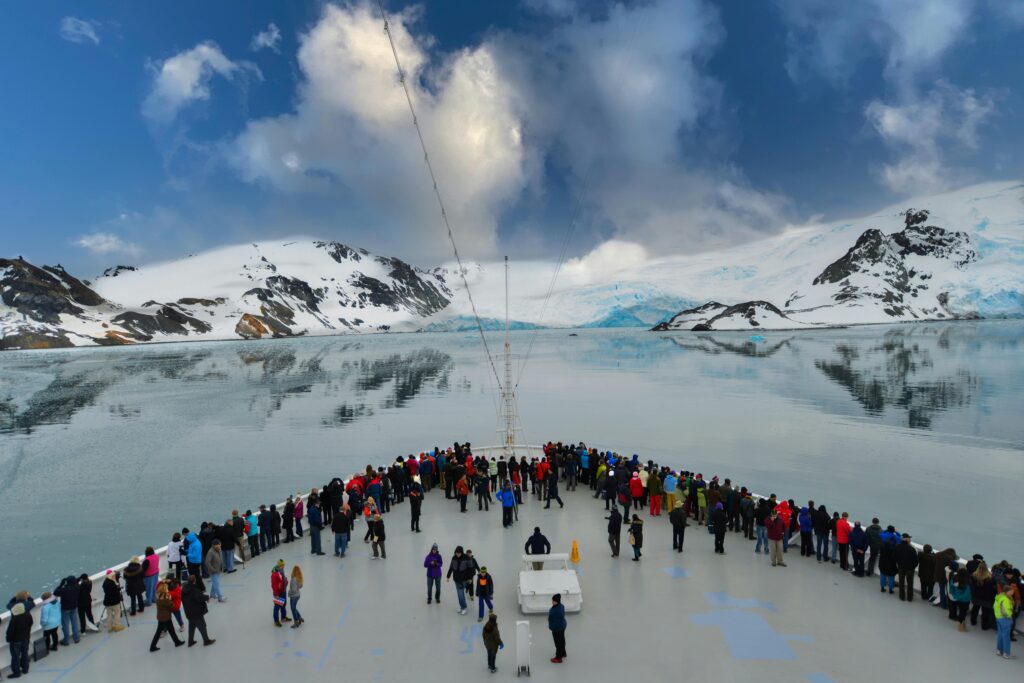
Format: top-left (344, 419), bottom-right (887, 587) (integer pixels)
top-left (475, 567), bottom-right (495, 622)
top-left (629, 515), bottom-right (644, 561)
top-left (606, 507), bottom-right (622, 557)
top-left (5, 593), bottom-right (34, 678)
top-left (270, 504), bottom-right (282, 548)
top-left (101, 571), bottom-right (125, 632)
top-left (123, 557), bottom-right (146, 615)
top-left (544, 475), bottom-right (564, 509)
top-left (53, 575), bottom-right (80, 645)
top-left (332, 506), bottom-right (351, 557)
top-left (370, 514), bottom-right (386, 560)
top-left (525, 527), bottom-right (551, 570)
top-left (447, 546), bottom-right (475, 615)
top-left (812, 505), bottom-right (830, 563)
top-left (181, 575), bottom-right (215, 647)
top-left (77, 574), bottom-right (99, 633)
top-left (409, 477), bottom-right (423, 532)
top-left (711, 503), bottom-right (728, 554)
top-left (669, 500), bottom-right (688, 553)
top-left (895, 533), bottom-right (919, 602)
top-left (283, 497), bottom-right (296, 543)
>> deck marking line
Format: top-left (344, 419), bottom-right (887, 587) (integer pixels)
top-left (807, 674), bottom-right (836, 683)
top-left (664, 566), bottom-right (690, 579)
top-left (51, 634), bottom-right (112, 682)
top-left (316, 600), bottom-right (353, 669)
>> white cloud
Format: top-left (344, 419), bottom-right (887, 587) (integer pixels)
top-left (142, 42), bottom-right (261, 126)
top-left (865, 83), bottom-right (995, 193)
top-left (228, 1), bottom-right (788, 259)
top-left (775, 0), bottom-right (973, 92)
top-left (775, 1), bottom-right (1000, 196)
top-left (75, 232), bottom-right (143, 256)
top-left (251, 23), bottom-right (282, 52)
top-left (230, 3), bottom-right (533, 258)
top-left (59, 16), bottom-right (100, 45)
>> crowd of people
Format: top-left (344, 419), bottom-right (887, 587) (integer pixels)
top-left (5, 440), bottom-right (1020, 677)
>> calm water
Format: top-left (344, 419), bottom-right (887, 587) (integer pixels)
top-left (1, 322), bottom-right (1022, 595)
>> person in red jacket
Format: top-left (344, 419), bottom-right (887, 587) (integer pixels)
top-left (271, 561), bottom-right (290, 627)
top-left (629, 473), bottom-right (644, 511)
top-left (836, 512), bottom-right (852, 570)
top-left (766, 508), bottom-right (787, 567)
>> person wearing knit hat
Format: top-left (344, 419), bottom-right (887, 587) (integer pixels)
top-left (424, 544), bottom-right (444, 604)
top-left (271, 561), bottom-right (289, 626)
top-left (712, 502), bottom-right (728, 554)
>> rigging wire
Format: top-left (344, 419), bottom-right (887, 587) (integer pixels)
top-left (375, 0), bottom-right (504, 393)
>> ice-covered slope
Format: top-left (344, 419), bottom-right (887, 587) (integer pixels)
top-left (444, 181), bottom-right (1024, 331)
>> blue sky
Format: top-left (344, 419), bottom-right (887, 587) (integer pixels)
top-left (2, 0), bottom-right (1022, 274)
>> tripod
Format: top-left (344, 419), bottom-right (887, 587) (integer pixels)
top-left (100, 593), bottom-right (131, 629)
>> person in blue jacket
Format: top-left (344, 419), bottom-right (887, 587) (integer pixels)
top-left (307, 502), bottom-right (325, 555)
top-left (849, 521), bottom-right (869, 576)
top-left (496, 482), bottom-right (516, 528)
top-left (798, 507), bottom-right (814, 557)
top-left (548, 594), bottom-right (567, 663)
top-left (184, 528), bottom-right (205, 590)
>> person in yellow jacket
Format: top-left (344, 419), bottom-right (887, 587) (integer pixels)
top-left (994, 584), bottom-right (1016, 659)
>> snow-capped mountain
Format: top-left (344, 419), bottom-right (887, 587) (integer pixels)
top-left (1, 180), bottom-right (1021, 349)
top-left (1, 241), bottom-right (450, 349)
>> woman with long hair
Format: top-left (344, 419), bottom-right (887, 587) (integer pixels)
top-left (970, 561), bottom-right (996, 630)
top-left (288, 565), bottom-right (304, 628)
top-left (149, 583), bottom-right (183, 651)
top-left (948, 567), bottom-right (972, 631)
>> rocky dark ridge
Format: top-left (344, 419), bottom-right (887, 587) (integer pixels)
top-left (0, 258), bottom-right (107, 325)
top-left (102, 265), bottom-right (137, 278)
top-left (315, 241), bottom-right (367, 263)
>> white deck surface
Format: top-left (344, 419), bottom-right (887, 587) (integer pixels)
top-left (15, 485), bottom-right (1021, 682)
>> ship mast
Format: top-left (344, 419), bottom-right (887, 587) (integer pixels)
top-left (499, 256), bottom-right (521, 457)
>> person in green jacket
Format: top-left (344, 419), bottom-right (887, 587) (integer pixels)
top-left (647, 472), bottom-right (663, 516)
top-left (481, 612), bottom-right (503, 673)
top-left (994, 584), bottom-right (1015, 659)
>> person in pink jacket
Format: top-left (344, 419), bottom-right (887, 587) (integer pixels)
top-left (293, 495), bottom-right (305, 538)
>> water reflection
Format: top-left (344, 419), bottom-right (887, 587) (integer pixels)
top-left (658, 324), bottom-right (985, 430)
top-left (0, 343), bottom-right (455, 434)
top-left (814, 333), bottom-right (976, 429)
top-left (664, 335), bottom-right (794, 357)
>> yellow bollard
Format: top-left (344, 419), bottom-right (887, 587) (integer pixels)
top-left (570, 539), bottom-right (580, 564)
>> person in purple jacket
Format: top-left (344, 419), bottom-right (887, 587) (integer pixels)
top-left (424, 544), bottom-right (444, 604)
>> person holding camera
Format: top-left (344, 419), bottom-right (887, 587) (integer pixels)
top-left (102, 570), bottom-right (126, 632)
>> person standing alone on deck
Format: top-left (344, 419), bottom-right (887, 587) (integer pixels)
top-left (549, 594), bottom-right (567, 664)
top-left (425, 544), bottom-right (444, 604)
top-left (606, 506), bottom-right (622, 557)
top-left (669, 500), bottom-right (687, 552)
top-left (482, 612), bottom-right (503, 673)
top-left (525, 528), bottom-right (551, 570)
top-left (766, 508), bottom-right (787, 567)
top-left (629, 515), bottom-right (644, 561)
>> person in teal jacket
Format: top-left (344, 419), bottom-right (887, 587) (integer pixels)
top-left (948, 568), bottom-right (972, 631)
top-left (548, 594), bottom-right (567, 663)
